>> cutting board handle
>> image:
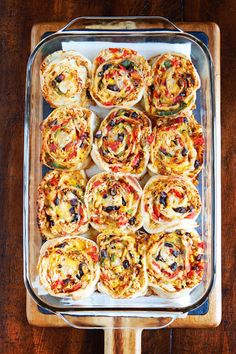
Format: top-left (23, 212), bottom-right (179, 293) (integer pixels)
top-left (104, 328), bottom-right (142, 354)
top-left (103, 316), bottom-right (177, 354)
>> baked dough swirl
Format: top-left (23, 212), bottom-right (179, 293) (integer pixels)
top-left (148, 114), bottom-right (204, 179)
top-left (90, 48), bottom-right (151, 108)
top-left (142, 175), bottom-right (201, 233)
top-left (40, 50), bottom-right (91, 108)
top-left (91, 108), bottom-right (151, 177)
top-left (37, 170), bottom-right (88, 240)
top-left (38, 236), bottom-right (100, 299)
top-left (85, 172), bottom-right (142, 232)
top-left (144, 53), bottom-right (200, 116)
top-left (97, 232), bottom-right (147, 298)
top-left (146, 229), bottom-right (204, 298)
top-left (40, 105), bottom-right (97, 170)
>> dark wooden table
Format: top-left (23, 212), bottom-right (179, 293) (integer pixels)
top-left (0, 1), bottom-right (235, 353)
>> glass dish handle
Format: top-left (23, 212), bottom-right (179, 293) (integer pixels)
top-left (57, 313), bottom-right (177, 353)
top-left (57, 16), bottom-right (183, 33)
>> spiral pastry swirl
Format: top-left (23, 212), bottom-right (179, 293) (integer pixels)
top-left (144, 53), bottom-right (200, 116)
top-left (40, 105), bottom-right (98, 170)
top-left (38, 236), bottom-right (100, 299)
top-left (37, 170), bottom-right (88, 240)
top-left (85, 172), bottom-right (142, 232)
top-left (97, 232), bottom-right (148, 298)
top-left (40, 50), bottom-right (92, 108)
top-left (90, 48), bottom-right (151, 108)
top-left (91, 108), bottom-right (151, 177)
top-left (142, 175), bottom-right (201, 233)
top-left (148, 114), bottom-right (204, 179)
top-left (146, 229), bottom-right (204, 298)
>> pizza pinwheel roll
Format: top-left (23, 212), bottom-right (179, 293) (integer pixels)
top-left (147, 229), bottom-right (204, 298)
top-left (38, 236), bottom-right (100, 299)
top-left (90, 48), bottom-right (151, 108)
top-left (40, 105), bottom-right (98, 170)
top-left (142, 175), bottom-right (201, 233)
top-left (97, 232), bottom-right (148, 298)
top-left (148, 114), bottom-right (204, 179)
top-left (85, 172), bottom-right (142, 232)
top-left (91, 108), bottom-right (151, 177)
top-left (37, 170), bottom-right (88, 240)
top-left (40, 50), bottom-right (92, 108)
top-left (144, 53), bottom-right (200, 116)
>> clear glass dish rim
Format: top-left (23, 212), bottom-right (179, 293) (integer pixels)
top-left (23, 17), bottom-right (217, 316)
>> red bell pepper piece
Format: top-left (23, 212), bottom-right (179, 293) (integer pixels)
top-left (169, 189), bottom-right (183, 199)
top-left (68, 150), bottom-right (77, 159)
top-left (51, 125), bottom-right (60, 132)
top-left (109, 48), bottom-right (119, 53)
top-left (132, 153), bottom-right (140, 167)
top-left (193, 136), bottom-right (205, 146)
top-left (64, 141), bottom-right (74, 151)
top-left (173, 95), bottom-right (183, 104)
top-left (185, 212), bottom-right (195, 219)
top-left (112, 166), bottom-right (120, 172)
top-left (153, 205), bottom-right (160, 220)
top-left (147, 134), bottom-right (154, 144)
top-left (198, 242), bottom-right (204, 249)
top-left (50, 176), bottom-right (58, 186)
top-left (96, 56), bottom-right (105, 64)
top-left (49, 143), bottom-right (57, 152)
top-left (92, 180), bottom-right (103, 188)
top-left (88, 252), bottom-right (99, 262)
top-left (108, 141), bottom-right (120, 151)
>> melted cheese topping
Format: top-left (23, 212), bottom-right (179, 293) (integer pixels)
top-left (142, 175), bottom-right (201, 233)
top-left (91, 108), bottom-right (151, 177)
top-left (90, 48), bottom-right (151, 108)
top-left (40, 50), bottom-right (92, 108)
top-left (84, 172), bottom-right (143, 232)
top-left (144, 52), bottom-right (200, 116)
top-left (148, 114), bottom-right (204, 179)
top-left (40, 105), bottom-right (97, 170)
top-left (147, 230), bottom-right (204, 297)
top-left (37, 170), bottom-right (88, 240)
top-left (38, 236), bottom-right (100, 299)
top-left (97, 232), bottom-right (148, 298)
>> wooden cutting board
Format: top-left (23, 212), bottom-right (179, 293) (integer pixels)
top-left (27, 21), bottom-right (221, 329)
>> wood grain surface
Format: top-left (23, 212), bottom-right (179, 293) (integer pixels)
top-left (0, 1), bottom-right (235, 354)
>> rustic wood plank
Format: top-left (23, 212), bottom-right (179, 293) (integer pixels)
top-left (3, 1), bottom-right (235, 354)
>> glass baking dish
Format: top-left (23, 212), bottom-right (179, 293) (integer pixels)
top-left (24, 16), bottom-right (217, 329)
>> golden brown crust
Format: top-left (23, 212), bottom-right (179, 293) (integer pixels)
top-left (84, 172), bottom-right (143, 232)
top-left (37, 170), bottom-right (88, 240)
top-left (144, 52), bottom-right (200, 117)
top-left (40, 50), bottom-right (92, 108)
top-left (142, 175), bottom-right (201, 233)
top-left (146, 229), bottom-right (204, 298)
top-left (38, 236), bottom-right (100, 299)
top-left (91, 107), bottom-right (151, 178)
top-left (40, 105), bottom-right (98, 170)
top-left (97, 231), bottom-right (148, 298)
top-left (90, 48), bottom-right (151, 108)
top-left (148, 114), bottom-right (204, 179)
